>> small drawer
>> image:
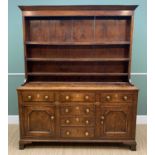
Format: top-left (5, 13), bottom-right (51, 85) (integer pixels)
top-left (59, 92), bottom-right (95, 102)
top-left (22, 91), bottom-right (54, 102)
top-left (60, 105), bottom-right (95, 116)
top-left (61, 127), bottom-right (94, 138)
top-left (61, 117), bottom-right (95, 126)
top-left (101, 93), bottom-right (133, 103)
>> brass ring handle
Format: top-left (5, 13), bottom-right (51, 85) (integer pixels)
top-left (106, 95), bottom-right (111, 101)
top-left (44, 95), bottom-right (49, 99)
top-left (66, 131), bottom-right (70, 135)
top-left (28, 96), bottom-right (32, 100)
top-left (85, 95), bottom-right (89, 100)
top-left (85, 131), bottom-right (89, 136)
top-left (51, 116), bottom-right (54, 120)
top-left (85, 108), bottom-right (90, 113)
top-left (65, 120), bottom-right (70, 124)
top-left (85, 120), bottom-right (89, 124)
top-left (65, 95), bottom-right (70, 100)
top-left (123, 96), bottom-right (128, 101)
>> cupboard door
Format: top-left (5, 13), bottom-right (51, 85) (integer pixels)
top-left (99, 106), bottom-right (132, 139)
top-left (24, 106), bottom-right (56, 138)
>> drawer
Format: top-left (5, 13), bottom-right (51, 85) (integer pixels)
top-left (60, 117), bottom-right (95, 126)
top-left (61, 127), bottom-right (94, 138)
top-left (22, 91), bottom-right (54, 102)
top-left (59, 92), bottom-right (95, 102)
top-left (101, 93), bottom-right (133, 103)
top-left (60, 105), bottom-right (95, 116)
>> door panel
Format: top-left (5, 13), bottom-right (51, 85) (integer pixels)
top-left (24, 106), bottom-right (56, 138)
top-left (100, 106), bottom-right (132, 139)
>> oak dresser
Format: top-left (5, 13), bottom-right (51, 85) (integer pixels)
top-left (17, 5), bottom-right (139, 150)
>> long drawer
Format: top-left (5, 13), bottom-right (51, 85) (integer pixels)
top-left (60, 105), bottom-right (95, 116)
top-left (59, 92), bottom-right (95, 102)
top-left (61, 127), bottom-right (94, 138)
top-left (22, 91), bottom-right (54, 102)
top-left (101, 92), bottom-right (134, 103)
top-left (60, 117), bottom-right (95, 126)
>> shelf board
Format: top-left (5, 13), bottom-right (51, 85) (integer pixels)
top-left (26, 58), bottom-right (130, 62)
top-left (27, 72), bottom-right (128, 76)
top-left (26, 41), bottom-right (130, 46)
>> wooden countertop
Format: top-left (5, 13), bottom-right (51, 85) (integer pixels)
top-left (17, 82), bottom-right (138, 91)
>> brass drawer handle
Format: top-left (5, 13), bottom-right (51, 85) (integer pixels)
top-left (76, 106), bottom-right (79, 110)
top-left (85, 108), bottom-right (90, 113)
top-left (85, 131), bottom-right (89, 136)
top-left (101, 116), bottom-right (104, 120)
top-left (65, 95), bottom-right (70, 100)
top-left (76, 117), bottom-right (79, 122)
top-left (65, 108), bottom-right (69, 113)
top-left (106, 95), bottom-right (111, 101)
top-left (65, 120), bottom-right (70, 124)
top-left (85, 95), bottom-right (89, 100)
top-left (44, 95), bottom-right (49, 100)
top-left (123, 96), bottom-right (128, 101)
top-left (66, 131), bottom-right (70, 136)
top-left (27, 95), bottom-right (32, 100)
top-left (85, 120), bottom-right (89, 124)
top-left (51, 116), bottom-right (54, 120)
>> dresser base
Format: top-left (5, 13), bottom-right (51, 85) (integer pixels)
top-left (17, 82), bottom-right (138, 151)
top-left (19, 139), bottom-right (136, 151)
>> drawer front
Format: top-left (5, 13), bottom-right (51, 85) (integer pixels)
top-left (61, 127), bottom-right (94, 138)
top-left (60, 105), bottom-right (95, 116)
top-left (22, 91), bottom-right (54, 102)
top-left (59, 92), bottom-right (95, 102)
top-left (61, 117), bottom-right (95, 126)
top-left (101, 93), bottom-right (133, 103)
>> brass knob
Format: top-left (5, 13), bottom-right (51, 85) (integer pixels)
top-left (28, 96), bottom-right (32, 100)
top-left (106, 95), bottom-right (111, 101)
top-left (101, 121), bottom-right (104, 124)
top-left (85, 131), bottom-right (89, 136)
top-left (76, 106), bottom-right (79, 110)
top-left (85, 120), bottom-right (89, 124)
top-left (65, 108), bottom-right (69, 113)
top-left (101, 116), bottom-right (104, 120)
top-left (45, 95), bottom-right (49, 99)
top-left (65, 120), bottom-right (70, 124)
top-left (66, 131), bottom-right (70, 135)
top-left (123, 96), bottom-right (128, 101)
top-left (65, 95), bottom-right (70, 100)
top-left (85, 95), bottom-right (89, 100)
top-left (51, 116), bottom-right (54, 120)
top-left (85, 108), bottom-right (90, 113)
top-left (76, 117), bottom-right (79, 122)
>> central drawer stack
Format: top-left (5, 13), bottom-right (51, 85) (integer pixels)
top-left (59, 92), bottom-right (96, 139)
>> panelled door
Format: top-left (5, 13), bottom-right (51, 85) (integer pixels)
top-left (23, 106), bottom-right (56, 138)
top-left (99, 106), bottom-right (132, 139)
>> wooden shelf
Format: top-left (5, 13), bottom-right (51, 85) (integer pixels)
top-left (26, 41), bottom-right (130, 46)
top-left (26, 58), bottom-right (130, 62)
top-left (27, 72), bottom-right (128, 76)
